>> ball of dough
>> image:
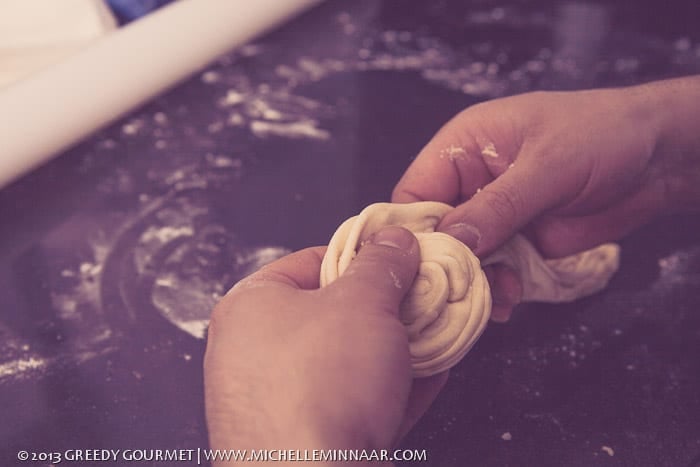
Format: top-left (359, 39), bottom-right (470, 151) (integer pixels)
top-left (402, 232), bottom-right (491, 376)
top-left (320, 202), bottom-right (620, 377)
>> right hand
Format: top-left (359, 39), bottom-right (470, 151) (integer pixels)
top-left (205, 227), bottom-right (447, 462)
top-left (392, 80), bottom-right (699, 321)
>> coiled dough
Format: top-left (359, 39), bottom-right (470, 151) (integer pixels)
top-left (320, 202), bottom-right (620, 377)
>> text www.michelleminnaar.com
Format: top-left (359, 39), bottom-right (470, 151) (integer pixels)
top-left (16, 448), bottom-right (429, 464)
top-left (205, 449), bottom-right (427, 463)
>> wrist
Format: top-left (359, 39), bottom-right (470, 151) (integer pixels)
top-left (630, 76), bottom-right (700, 211)
top-left (208, 407), bottom-right (383, 467)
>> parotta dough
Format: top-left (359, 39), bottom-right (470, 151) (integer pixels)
top-left (320, 202), bottom-right (620, 377)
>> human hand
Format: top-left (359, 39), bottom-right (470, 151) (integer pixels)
top-left (393, 83), bottom-right (693, 321)
top-left (204, 226), bottom-right (448, 465)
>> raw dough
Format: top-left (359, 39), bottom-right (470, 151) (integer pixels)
top-left (320, 202), bottom-right (620, 377)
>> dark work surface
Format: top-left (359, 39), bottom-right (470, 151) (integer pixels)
top-left (1, 1), bottom-right (699, 466)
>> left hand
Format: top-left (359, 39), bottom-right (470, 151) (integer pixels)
top-left (204, 226), bottom-right (448, 464)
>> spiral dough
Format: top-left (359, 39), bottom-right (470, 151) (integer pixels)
top-left (320, 202), bottom-right (620, 377)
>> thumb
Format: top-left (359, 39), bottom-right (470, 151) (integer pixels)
top-left (327, 226), bottom-right (420, 316)
top-left (439, 159), bottom-right (565, 257)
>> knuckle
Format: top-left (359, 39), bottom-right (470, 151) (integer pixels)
top-left (207, 292), bottom-right (242, 337)
top-left (206, 302), bottom-right (228, 337)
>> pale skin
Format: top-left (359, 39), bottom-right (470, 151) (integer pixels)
top-left (205, 76), bottom-right (700, 465)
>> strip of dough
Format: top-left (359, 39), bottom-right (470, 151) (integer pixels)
top-left (320, 202), bottom-right (620, 377)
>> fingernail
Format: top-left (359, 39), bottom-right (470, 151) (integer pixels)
top-left (370, 226), bottom-right (415, 250)
top-left (441, 223), bottom-right (481, 251)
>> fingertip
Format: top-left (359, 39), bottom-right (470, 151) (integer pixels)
top-left (483, 264), bottom-right (522, 322)
top-left (490, 304), bottom-right (515, 323)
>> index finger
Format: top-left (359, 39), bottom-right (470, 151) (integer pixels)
top-left (231, 246), bottom-right (326, 292)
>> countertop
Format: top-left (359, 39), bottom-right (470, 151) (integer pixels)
top-left (1, 1), bottom-right (699, 465)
